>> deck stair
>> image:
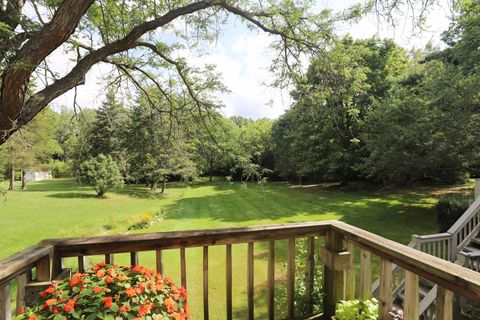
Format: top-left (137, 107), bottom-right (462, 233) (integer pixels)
top-left (372, 191), bottom-right (480, 319)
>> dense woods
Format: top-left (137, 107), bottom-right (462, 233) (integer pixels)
top-left (1, 1), bottom-right (479, 189)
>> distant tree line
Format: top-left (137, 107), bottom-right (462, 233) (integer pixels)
top-left (1, 1), bottom-right (479, 189)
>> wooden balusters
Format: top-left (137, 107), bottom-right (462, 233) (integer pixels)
top-left (359, 249), bottom-right (372, 299)
top-left (180, 248), bottom-right (186, 289)
top-left (78, 256), bottom-right (88, 273)
top-left (248, 242), bottom-right (254, 320)
top-left (379, 259), bottom-right (393, 320)
top-left (268, 240), bottom-right (275, 320)
top-left (0, 283), bottom-right (11, 320)
top-left (404, 271), bottom-right (419, 319)
top-left (345, 242), bottom-right (355, 300)
top-left (436, 286), bottom-right (453, 320)
top-left (156, 250), bottom-right (163, 274)
top-left (105, 254), bottom-right (114, 264)
top-left (304, 237), bottom-right (314, 315)
top-left (203, 246), bottom-right (209, 320)
top-left (287, 238), bottom-right (295, 319)
top-left (16, 273), bottom-right (28, 314)
top-left (130, 252), bottom-right (138, 266)
top-left (226, 244), bottom-right (232, 320)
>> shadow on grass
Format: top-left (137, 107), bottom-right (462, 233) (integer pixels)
top-left (47, 193), bottom-right (98, 199)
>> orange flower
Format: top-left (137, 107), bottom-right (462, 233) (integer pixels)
top-left (92, 263), bottom-right (107, 271)
top-left (63, 298), bottom-right (77, 312)
top-left (119, 305), bottom-right (130, 312)
top-left (102, 297), bottom-right (113, 309)
top-left (125, 287), bottom-right (136, 297)
top-left (164, 297), bottom-right (176, 314)
top-left (96, 269), bottom-right (106, 278)
top-left (93, 286), bottom-right (102, 294)
top-left (138, 303), bottom-right (152, 316)
top-left (44, 299), bottom-right (57, 307)
top-left (28, 314), bottom-right (36, 320)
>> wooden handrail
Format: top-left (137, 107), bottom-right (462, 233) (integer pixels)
top-left (2, 221), bottom-right (480, 320)
top-left (331, 221), bottom-right (480, 303)
top-left (0, 245), bottom-right (52, 287)
top-left (40, 221), bottom-right (331, 256)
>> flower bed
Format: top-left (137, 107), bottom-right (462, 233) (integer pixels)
top-left (17, 263), bottom-right (189, 320)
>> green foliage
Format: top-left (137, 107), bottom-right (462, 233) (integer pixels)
top-left (47, 160), bottom-right (73, 177)
top-left (435, 195), bottom-right (474, 232)
top-left (335, 298), bottom-right (378, 320)
top-left (78, 154), bottom-right (124, 198)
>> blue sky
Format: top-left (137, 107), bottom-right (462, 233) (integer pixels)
top-left (50, 0), bottom-right (453, 119)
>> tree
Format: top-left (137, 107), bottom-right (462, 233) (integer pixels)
top-left (78, 154), bottom-right (124, 197)
top-left (87, 90), bottom-right (131, 179)
top-left (0, 107), bottom-right (61, 190)
top-left (272, 37), bottom-right (408, 183)
top-left (0, 0), bottom-right (411, 145)
top-left (127, 92), bottom-right (196, 193)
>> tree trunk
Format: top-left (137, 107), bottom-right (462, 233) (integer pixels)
top-left (161, 176), bottom-right (166, 194)
top-left (150, 181), bottom-right (157, 191)
top-left (209, 170), bottom-right (213, 182)
top-left (8, 162), bottom-right (14, 191)
top-left (299, 175), bottom-right (302, 186)
top-left (21, 169), bottom-right (26, 190)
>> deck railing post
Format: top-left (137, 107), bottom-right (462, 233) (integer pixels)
top-left (322, 229), bottom-right (346, 320)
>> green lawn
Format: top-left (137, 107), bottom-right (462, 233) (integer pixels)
top-left (0, 178), bottom-right (456, 319)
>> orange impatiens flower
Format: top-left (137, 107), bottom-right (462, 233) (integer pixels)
top-left (164, 297), bottom-right (176, 314)
top-left (95, 269), bottom-right (106, 278)
top-left (125, 287), bottom-right (136, 297)
top-left (102, 297), bottom-right (113, 309)
top-left (44, 299), bottom-right (57, 307)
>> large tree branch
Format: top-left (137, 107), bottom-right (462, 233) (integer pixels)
top-left (0, 0), bottom-right (94, 135)
top-left (2, 0), bottom-right (214, 143)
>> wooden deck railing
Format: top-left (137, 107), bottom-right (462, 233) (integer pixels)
top-left (1, 221), bottom-right (480, 320)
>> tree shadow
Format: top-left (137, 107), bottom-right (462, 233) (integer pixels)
top-left (46, 193), bottom-right (98, 199)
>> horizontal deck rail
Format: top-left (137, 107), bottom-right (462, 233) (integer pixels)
top-left (1, 221), bottom-right (479, 320)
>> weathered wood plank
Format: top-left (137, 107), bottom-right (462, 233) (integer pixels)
top-left (248, 242), bottom-right (254, 320)
top-left (36, 255), bottom-right (51, 282)
top-left (359, 249), bottom-right (371, 299)
top-left (287, 238), bottom-right (295, 319)
top-left (0, 283), bottom-right (11, 320)
top-left (203, 246), bottom-right (209, 320)
top-left (379, 259), bottom-right (393, 320)
top-left (226, 244), bottom-right (232, 320)
top-left (345, 242), bottom-right (356, 300)
top-left (41, 222), bottom-right (330, 257)
top-left (180, 248), bottom-right (186, 289)
top-left (331, 221), bottom-right (480, 303)
top-left (0, 245), bottom-right (52, 287)
top-left (268, 240), bottom-right (275, 320)
top-left (436, 286), bottom-right (453, 320)
top-left (304, 237), bottom-right (315, 315)
top-left (318, 246), bottom-right (351, 271)
top-left (16, 273), bottom-right (28, 315)
top-left (323, 230), bottom-right (345, 319)
top-left (404, 271), bottom-right (419, 320)
top-left (155, 250), bottom-right (163, 274)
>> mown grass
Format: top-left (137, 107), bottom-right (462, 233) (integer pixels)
top-left (0, 178), bottom-right (455, 319)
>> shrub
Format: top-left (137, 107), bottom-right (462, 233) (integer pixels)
top-left (435, 195), bottom-right (474, 232)
top-left (16, 264), bottom-right (189, 320)
top-left (78, 154), bottom-right (124, 198)
top-left (335, 298), bottom-right (378, 320)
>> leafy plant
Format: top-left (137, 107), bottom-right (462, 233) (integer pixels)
top-left (335, 298), bottom-right (378, 320)
top-left (435, 195), bottom-right (474, 232)
top-left (78, 154), bottom-right (124, 198)
top-left (16, 263), bottom-right (189, 320)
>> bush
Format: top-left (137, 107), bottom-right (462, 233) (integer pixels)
top-left (335, 298), bottom-right (378, 320)
top-left (16, 264), bottom-right (189, 320)
top-left (78, 154), bottom-right (124, 198)
top-left (435, 195), bottom-right (474, 232)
